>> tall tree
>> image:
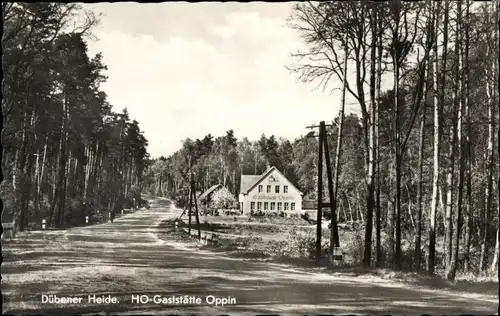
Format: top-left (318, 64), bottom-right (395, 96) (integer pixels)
top-left (447, 0), bottom-right (465, 281)
top-left (427, 0), bottom-right (441, 274)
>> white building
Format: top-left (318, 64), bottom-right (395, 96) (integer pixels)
top-left (239, 166), bottom-right (303, 216)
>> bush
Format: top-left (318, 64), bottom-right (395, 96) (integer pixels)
top-left (265, 212), bottom-right (278, 218)
top-left (62, 197), bottom-right (87, 227)
top-left (342, 230), bottom-right (365, 264)
top-left (251, 210), bottom-right (265, 217)
top-left (0, 182), bottom-right (15, 222)
top-left (212, 188), bottom-right (237, 210)
top-left (277, 227), bottom-right (328, 259)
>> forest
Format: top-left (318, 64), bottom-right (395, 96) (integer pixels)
top-left (1, 4), bottom-right (150, 232)
top-left (144, 0), bottom-right (499, 281)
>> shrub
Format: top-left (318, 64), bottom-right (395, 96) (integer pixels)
top-left (342, 229), bottom-right (365, 264)
top-left (212, 188), bottom-right (237, 210)
top-left (0, 182), bottom-right (15, 222)
top-left (252, 210), bottom-right (265, 217)
top-left (277, 227), bottom-right (328, 259)
top-left (265, 212), bottom-right (278, 218)
top-left (61, 197), bottom-right (87, 227)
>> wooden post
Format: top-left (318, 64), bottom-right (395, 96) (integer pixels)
top-left (316, 121), bottom-right (325, 264)
top-left (188, 185), bottom-right (193, 235)
top-left (323, 124), bottom-right (340, 258)
top-left (192, 179), bottom-right (202, 240)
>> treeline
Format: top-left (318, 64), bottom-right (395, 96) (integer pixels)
top-left (143, 119), bottom-right (361, 202)
top-left (1, 3), bottom-right (149, 232)
top-left (145, 0), bottom-right (499, 280)
top-left (287, 0), bottom-right (499, 280)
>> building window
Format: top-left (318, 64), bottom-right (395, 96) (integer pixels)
top-left (277, 202), bottom-right (282, 211)
top-left (284, 186), bottom-right (288, 193)
top-left (258, 185), bottom-right (263, 193)
top-left (267, 185), bottom-right (271, 193)
top-left (270, 202), bottom-right (275, 211)
top-left (264, 202), bottom-right (268, 211)
top-left (291, 202), bottom-right (295, 211)
top-left (284, 202), bottom-right (289, 211)
top-left (275, 185), bottom-right (280, 193)
top-left (257, 202), bottom-right (262, 211)
top-left (251, 202), bottom-right (255, 211)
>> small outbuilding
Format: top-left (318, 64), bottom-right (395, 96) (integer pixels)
top-left (198, 184), bottom-right (223, 209)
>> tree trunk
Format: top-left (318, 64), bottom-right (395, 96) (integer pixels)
top-left (363, 6), bottom-right (377, 268)
top-left (374, 7), bottom-right (383, 267)
top-left (491, 228), bottom-right (499, 273)
top-left (331, 37), bottom-right (348, 257)
top-left (84, 144), bottom-right (92, 203)
top-left (446, 0), bottom-right (464, 281)
top-left (415, 52), bottom-right (430, 270)
top-left (427, 0), bottom-right (441, 274)
top-left (13, 107), bottom-right (29, 234)
top-left (341, 198), bottom-right (347, 222)
top-left (438, 0), bottom-right (453, 270)
top-left (357, 189), bottom-right (364, 224)
top-left (405, 184), bottom-right (415, 232)
top-left (387, 181), bottom-right (395, 261)
top-left (392, 5), bottom-right (403, 270)
top-left (463, 0), bottom-right (474, 275)
top-left (55, 90), bottom-right (70, 228)
top-left (346, 193), bottom-right (354, 223)
top-left (479, 4), bottom-right (495, 275)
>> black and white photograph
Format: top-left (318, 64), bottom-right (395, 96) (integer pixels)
top-left (1, 1), bottom-right (499, 315)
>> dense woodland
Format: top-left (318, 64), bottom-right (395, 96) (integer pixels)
top-left (1, 4), bottom-right (149, 231)
top-left (144, 0), bottom-right (499, 280)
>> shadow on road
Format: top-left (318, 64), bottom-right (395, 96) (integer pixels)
top-left (2, 197), bottom-right (498, 316)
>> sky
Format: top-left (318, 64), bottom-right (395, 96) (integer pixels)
top-left (84, 2), bottom-right (357, 159)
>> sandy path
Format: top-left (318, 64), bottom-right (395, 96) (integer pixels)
top-left (2, 198), bottom-right (497, 315)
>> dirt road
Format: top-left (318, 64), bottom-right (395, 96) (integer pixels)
top-left (2, 198), bottom-right (498, 315)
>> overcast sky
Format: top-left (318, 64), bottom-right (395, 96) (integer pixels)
top-left (85, 2), bottom-right (357, 158)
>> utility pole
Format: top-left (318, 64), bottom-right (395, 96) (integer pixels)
top-left (306, 121), bottom-right (340, 265)
top-left (191, 175), bottom-right (202, 240)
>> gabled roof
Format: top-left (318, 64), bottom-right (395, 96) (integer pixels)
top-left (198, 184), bottom-right (222, 201)
top-left (240, 166), bottom-right (303, 196)
top-left (239, 175), bottom-right (261, 195)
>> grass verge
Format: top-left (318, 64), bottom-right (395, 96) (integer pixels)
top-left (157, 218), bottom-right (499, 297)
